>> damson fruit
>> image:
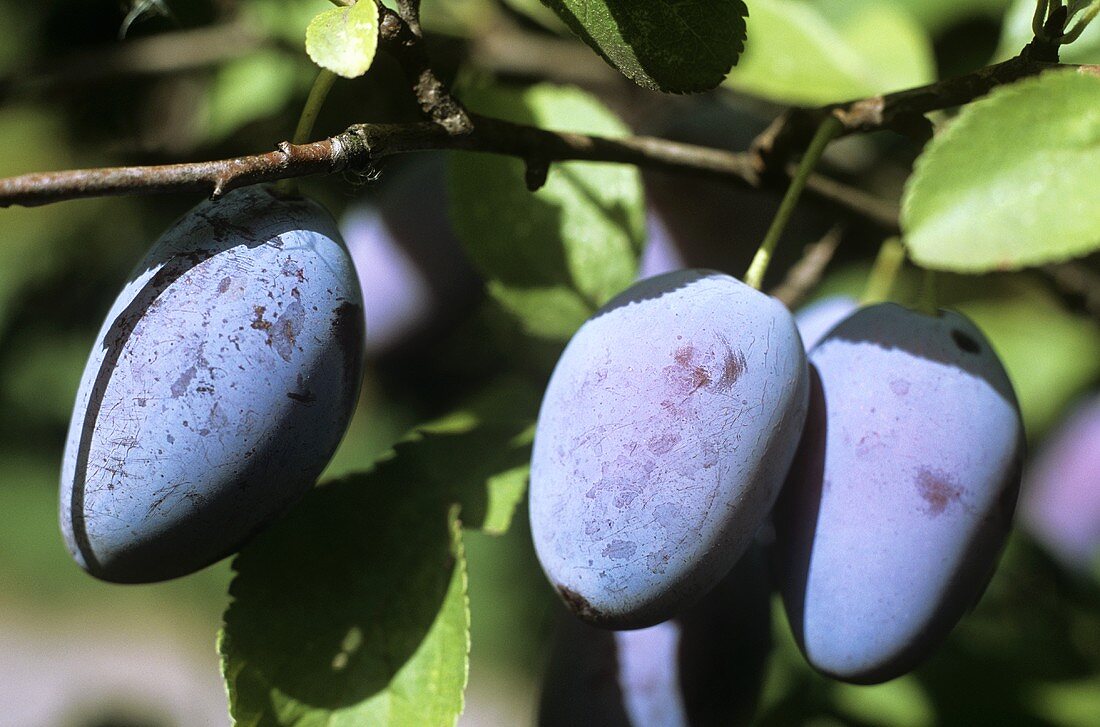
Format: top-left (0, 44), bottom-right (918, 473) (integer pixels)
top-left (1020, 394), bottom-right (1100, 571)
top-left (776, 303), bottom-right (1023, 683)
top-left (341, 158), bottom-right (480, 357)
top-left (538, 546), bottom-right (772, 727)
top-left (794, 295), bottom-right (857, 351)
top-left (60, 186), bottom-right (365, 583)
top-left (530, 269), bottom-right (809, 628)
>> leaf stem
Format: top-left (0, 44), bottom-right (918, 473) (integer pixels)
top-left (278, 69), bottom-right (338, 197)
top-left (744, 115), bottom-right (843, 290)
top-left (860, 238), bottom-right (906, 305)
top-left (917, 268), bottom-right (939, 316)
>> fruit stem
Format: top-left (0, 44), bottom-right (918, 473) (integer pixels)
top-left (277, 69), bottom-right (339, 197)
top-left (744, 115), bottom-right (844, 291)
top-left (918, 267), bottom-right (939, 316)
top-left (861, 238), bottom-right (906, 305)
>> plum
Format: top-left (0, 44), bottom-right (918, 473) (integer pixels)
top-left (530, 269), bottom-right (809, 628)
top-left (60, 185), bottom-right (365, 583)
top-left (776, 303), bottom-right (1023, 683)
top-left (342, 158), bottom-right (480, 357)
top-left (1020, 394), bottom-right (1100, 571)
top-left (538, 546), bottom-right (772, 727)
top-left (794, 295), bottom-right (857, 351)
top-left (638, 211), bottom-right (686, 279)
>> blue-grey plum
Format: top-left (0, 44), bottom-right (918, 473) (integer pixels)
top-left (776, 303), bottom-right (1023, 683)
top-left (794, 295), bottom-right (857, 351)
top-left (530, 269), bottom-right (809, 628)
top-left (342, 158), bottom-right (480, 357)
top-left (538, 545), bottom-right (772, 727)
top-left (638, 211), bottom-right (686, 279)
top-left (61, 185), bottom-right (365, 583)
top-left (1020, 394), bottom-right (1100, 571)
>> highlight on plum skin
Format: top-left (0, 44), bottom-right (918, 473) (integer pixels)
top-left (775, 303), bottom-right (1024, 684)
top-left (60, 186), bottom-right (365, 584)
top-left (530, 269), bottom-right (809, 630)
top-left (538, 546), bottom-right (773, 727)
top-left (1020, 394), bottom-right (1100, 572)
top-left (793, 295), bottom-right (857, 351)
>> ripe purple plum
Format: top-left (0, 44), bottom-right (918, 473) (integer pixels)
top-left (341, 159), bottom-right (480, 357)
top-left (794, 295), bottom-right (857, 351)
top-left (1020, 394), bottom-right (1100, 571)
top-left (61, 186), bottom-right (365, 583)
top-left (638, 211), bottom-right (686, 279)
top-left (776, 303), bottom-right (1023, 683)
top-left (530, 269), bottom-right (809, 628)
top-left (538, 546), bottom-right (772, 727)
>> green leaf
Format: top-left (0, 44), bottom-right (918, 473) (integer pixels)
top-left (305, 1), bottom-right (380, 79)
top-left (500, 0), bottom-right (571, 33)
top-left (725, 0), bottom-right (934, 105)
top-left (903, 71), bottom-right (1100, 272)
top-left (220, 386), bottom-right (537, 726)
top-left (448, 83), bottom-right (644, 341)
top-left (205, 51), bottom-right (309, 141)
top-left (888, 0), bottom-right (1013, 33)
top-left (539, 0), bottom-right (748, 93)
top-left (997, 0), bottom-right (1100, 64)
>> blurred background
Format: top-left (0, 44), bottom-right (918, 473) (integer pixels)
top-left (2, 0), bottom-right (1100, 724)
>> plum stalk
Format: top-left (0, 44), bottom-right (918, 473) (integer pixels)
top-left (744, 116), bottom-right (844, 291)
top-left (277, 69), bottom-right (339, 197)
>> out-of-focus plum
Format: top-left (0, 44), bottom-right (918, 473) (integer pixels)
top-left (342, 159), bottom-right (481, 357)
top-left (1020, 394), bottom-right (1100, 572)
top-left (538, 546), bottom-right (773, 727)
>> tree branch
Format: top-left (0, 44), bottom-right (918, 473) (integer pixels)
top-left (0, 116), bottom-right (760, 207)
top-left (751, 54), bottom-right (1097, 177)
top-left (377, 1), bottom-right (472, 135)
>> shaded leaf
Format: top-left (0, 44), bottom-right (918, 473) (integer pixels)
top-left (220, 384), bottom-right (537, 725)
top-left (540, 0), bottom-right (748, 93)
top-left (903, 71), bottom-right (1100, 272)
top-left (448, 83), bottom-right (644, 341)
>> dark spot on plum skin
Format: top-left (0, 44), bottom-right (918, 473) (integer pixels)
top-left (557, 585), bottom-right (608, 624)
top-left (916, 467), bottom-right (964, 516)
top-left (951, 329), bottom-right (981, 354)
top-left (251, 306), bottom-right (272, 333)
top-left (287, 389), bottom-right (316, 404)
top-left (217, 277), bottom-right (232, 294)
top-left (331, 302), bottom-right (364, 384)
top-left (666, 345), bottom-right (746, 397)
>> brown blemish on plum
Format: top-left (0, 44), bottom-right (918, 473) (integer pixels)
top-left (916, 467), bottom-right (963, 516)
top-left (557, 585), bottom-right (606, 623)
top-left (251, 306), bottom-right (272, 333)
top-left (665, 345), bottom-right (745, 397)
top-left (217, 276), bottom-right (232, 294)
top-left (719, 350), bottom-right (747, 389)
top-left (890, 379), bottom-right (910, 396)
top-left (602, 539), bottom-right (638, 560)
top-left (331, 301), bottom-right (364, 384)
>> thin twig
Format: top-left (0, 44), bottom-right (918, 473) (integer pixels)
top-left (751, 54), bottom-right (1096, 177)
top-left (769, 226), bottom-right (844, 308)
top-left (378, 1), bottom-right (472, 134)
